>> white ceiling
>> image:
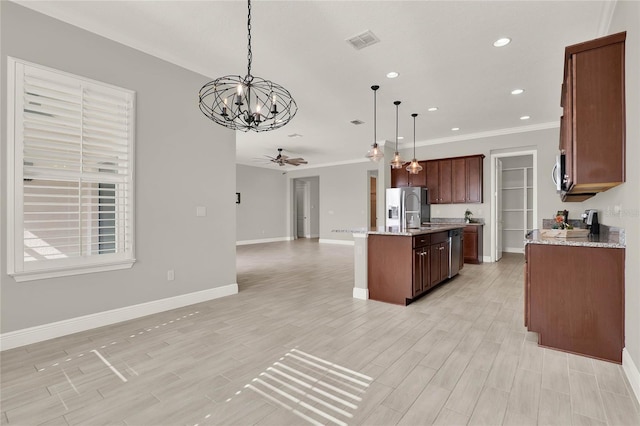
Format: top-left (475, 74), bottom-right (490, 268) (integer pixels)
top-left (16, 1), bottom-right (611, 169)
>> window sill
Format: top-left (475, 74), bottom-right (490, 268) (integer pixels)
top-left (10, 259), bottom-right (136, 282)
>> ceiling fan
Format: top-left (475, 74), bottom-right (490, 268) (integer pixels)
top-left (267, 148), bottom-right (308, 167)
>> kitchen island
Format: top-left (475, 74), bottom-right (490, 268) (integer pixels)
top-left (367, 225), bottom-right (465, 305)
top-left (524, 228), bottom-right (625, 363)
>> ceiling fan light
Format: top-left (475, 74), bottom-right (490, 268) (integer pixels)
top-left (407, 159), bottom-right (423, 174)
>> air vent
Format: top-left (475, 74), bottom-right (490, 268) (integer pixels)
top-left (350, 120), bottom-right (365, 125)
top-left (346, 30), bottom-right (380, 50)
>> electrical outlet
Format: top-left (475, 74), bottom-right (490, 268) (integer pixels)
top-left (167, 270), bottom-right (175, 281)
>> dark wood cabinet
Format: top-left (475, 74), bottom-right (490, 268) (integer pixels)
top-left (390, 162), bottom-right (427, 188)
top-left (425, 155), bottom-right (483, 204)
top-left (368, 230), bottom-right (461, 305)
top-left (525, 243), bottom-right (625, 363)
top-left (559, 32), bottom-right (626, 201)
top-left (429, 232), bottom-right (449, 286)
top-left (391, 166), bottom-right (409, 187)
top-left (426, 159), bottom-right (452, 204)
top-left (463, 225), bottom-right (483, 264)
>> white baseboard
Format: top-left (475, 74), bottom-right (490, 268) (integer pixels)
top-left (623, 348), bottom-right (640, 405)
top-left (353, 287), bottom-right (369, 300)
top-left (483, 255), bottom-right (492, 263)
top-left (236, 236), bottom-right (292, 246)
top-left (0, 283), bottom-right (238, 351)
top-left (319, 239), bottom-right (355, 246)
top-left (503, 247), bottom-right (525, 254)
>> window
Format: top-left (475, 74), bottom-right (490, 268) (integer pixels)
top-left (7, 58), bottom-right (135, 281)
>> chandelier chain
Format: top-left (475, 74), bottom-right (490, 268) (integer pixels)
top-left (247, 0), bottom-right (252, 77)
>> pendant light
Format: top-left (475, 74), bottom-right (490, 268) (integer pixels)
top-left (366, 85), bottom-right (384, 162)
top-left (390, 101), bottom-right (405, 169)
top-left (407, 113), bottom-right (423, 174)
top-left (198, 0), bottom-right (297, 132)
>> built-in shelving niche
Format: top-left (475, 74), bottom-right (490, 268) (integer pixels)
top-left (501, 156), bottom-right (534, 253)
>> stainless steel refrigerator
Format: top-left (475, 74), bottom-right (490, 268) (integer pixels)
top-left (386, 187), bottom-right (429, 228)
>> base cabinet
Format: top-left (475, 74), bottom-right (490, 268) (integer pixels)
top-left (463, 225), bottom-right (483, 264)
top-left (525, 243), bottom-right (624, 363)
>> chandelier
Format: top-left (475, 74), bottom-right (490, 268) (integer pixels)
top-left (198, 0), bottom-right (297, 132)
top-left (390, 100), bottom-right (405, 168)
top-left (366, 85), bottom-right (384, 161)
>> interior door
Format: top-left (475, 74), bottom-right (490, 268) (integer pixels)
top-left (496, 158), bottom-right (504, 261)
top-left (296, 182), bottom-right (306, 238)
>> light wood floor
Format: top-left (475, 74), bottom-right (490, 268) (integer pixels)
top-left (1, 239), bottom-right (639, 425)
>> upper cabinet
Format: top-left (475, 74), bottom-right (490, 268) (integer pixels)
top-left (391, 162), bottom-right (427, 188)
top-left (392, 155), bottom-right (484, 204)
top-left (559, 32), bottom-right (626, 202)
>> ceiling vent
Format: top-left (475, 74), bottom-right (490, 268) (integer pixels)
top-left (346, 30), bottom-right (380, 50)
top-left (350, 119), bottom-right (365, 125)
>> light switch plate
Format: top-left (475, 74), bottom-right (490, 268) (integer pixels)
top-left (196, 206), bottom-right (206, 217)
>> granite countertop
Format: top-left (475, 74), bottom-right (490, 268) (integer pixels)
top-left (525, 229), bottom-right (625, 249)
top-left (368, 224), bottom-right (465, 237)
top-left (427, 218), bottom-right (485, 226)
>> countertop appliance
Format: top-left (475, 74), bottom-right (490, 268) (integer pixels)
top-left (582, 209), bottom-right (600, 235)
top-left (386, 187), bottom-right (424, 229)
top-left (448, 228), bottom-right (462, 278)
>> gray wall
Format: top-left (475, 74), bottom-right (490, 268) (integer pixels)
top-left (287, 161), bottom-right (377, 242)
top-left (236, 164), bottom-right (287, 242)
top-left (1, 3), bottom-right (237, 332)
top-left (587, 0), bottom-right (640, 382)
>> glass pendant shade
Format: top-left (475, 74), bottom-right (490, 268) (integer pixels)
top-left (391, 152), bottom-right (404, 169)
top-left (407, 113), bottom-right (422, 174)
top-left (367, 143), bottom-right (384, 162)
top-left (407, 158), bottom-right (423, 174)
top-left (390, 100), bottom-right (404, 168)
top-left (366, 85), bottom-right (384, 162)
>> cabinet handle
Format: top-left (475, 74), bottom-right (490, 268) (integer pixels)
top-left (439, 247), bottom-right (445, 250)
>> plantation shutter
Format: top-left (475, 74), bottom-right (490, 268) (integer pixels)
top-left (11, 59), bottom-right (135, 278)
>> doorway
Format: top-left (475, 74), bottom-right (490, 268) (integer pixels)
top-left (292, 177), bottom-right (319, 240)
top-left (369, 173), bottom-right (378, 228)
top-left (490, 150), bottom-right (537, 261)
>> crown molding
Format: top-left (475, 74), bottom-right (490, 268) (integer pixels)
top-left (399, 121), bottom-right (560, 150)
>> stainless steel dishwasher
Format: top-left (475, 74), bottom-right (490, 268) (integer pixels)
top-left (448, 229), bottom-right (462, 278)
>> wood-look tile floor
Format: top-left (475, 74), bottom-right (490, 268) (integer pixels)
top-left (1, 238), bottom-right (639, 425)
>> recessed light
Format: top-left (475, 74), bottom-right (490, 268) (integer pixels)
top-left (511, 89), bottom-right (525, 95)
top-left (386, 71), bottom-right (399, 79)
top-left (398, 136), bottom-right (404, 140)
top-left (451, 127), bottom-right (460, 131)
top-left (520, 115), bottom-right (530, 120)
top-left (493, 37), bottom-right (511, 47)
top-left (428, 107), bottom-right (438, 112)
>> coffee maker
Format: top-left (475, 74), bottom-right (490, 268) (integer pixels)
top-left (582, 209), bottom-right (600, 235)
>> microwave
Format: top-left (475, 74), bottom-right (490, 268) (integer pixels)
top-left (552, 154), bottom-right (566, 192)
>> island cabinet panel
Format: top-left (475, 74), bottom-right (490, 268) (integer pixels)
top-left (368, 235), bottom-right (414, 305)
top-left (368, 230), bottom-right (461, 306)
top-left (525, 243), bottom-right (624, 363)
top-left (463, 225), bottom-right (483, 264)
top-left (429, 231), bottom-right (450, 286)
